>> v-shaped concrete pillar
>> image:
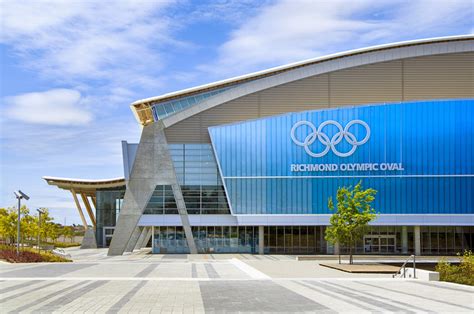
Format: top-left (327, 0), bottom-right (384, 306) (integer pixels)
top-left (108, 123), bottom-right (197, 255)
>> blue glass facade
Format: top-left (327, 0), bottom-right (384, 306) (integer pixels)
top-left (209, 99), bottom-right (474, 215)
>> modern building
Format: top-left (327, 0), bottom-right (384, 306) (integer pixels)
top-left (45, 35), bottom-right (474, 256)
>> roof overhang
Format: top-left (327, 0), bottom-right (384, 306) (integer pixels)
top-left (130, 35), bottom-right (474, 126)
top-left (43, 176), bottom-right (125, 194)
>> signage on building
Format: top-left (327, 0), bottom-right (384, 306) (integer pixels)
top-left (290, 119), bottom-right (404, 172)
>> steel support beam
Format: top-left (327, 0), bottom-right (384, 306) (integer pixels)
top-left (80, 193), bottom-right (96, 227)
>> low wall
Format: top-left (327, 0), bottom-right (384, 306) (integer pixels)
top-left (402, 267), bottom-right (440, 281)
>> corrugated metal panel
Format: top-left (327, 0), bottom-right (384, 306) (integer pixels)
top-left (165, 114), bottom-right (202, 143)
top-left (166, 53), bottom-right (473, 143)
top-left (404, 53), bottom-right (473, 99)
top-left (259, 74), bottom-right (329, 116)
top-left (330, 60), bottom-right (403, 106)
top-left (166, 94), bottom-right (259, 143)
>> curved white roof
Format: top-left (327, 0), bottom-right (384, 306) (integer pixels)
top-left (132, 35), bottom-right (473, 107)
top-left (130, 35), bottom-right (474, 126)
top-left (43, 176), bottom-right (125, 191)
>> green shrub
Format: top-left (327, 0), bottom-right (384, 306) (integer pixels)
top-left (51, 242), bottom-right (81, 248)
top-left (0, 244), bottom-right (71, 263)
top-left (436, 250), bottom-right (474, 286)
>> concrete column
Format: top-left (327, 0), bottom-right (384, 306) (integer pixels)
top-left (401, 226), bottom-right (408, 254)
top-left (333, 242), bottom-right (340, 255)
top-left (258, 226), bottom-right (264, 255)
top-left (171, 183), bottom-right (197, 254)
top-left (80, 228), bottom-right (97, 249)
top-left (108, 124), bottom-right (197, 256)
top-left (414, 225), bottom-right (421, 256)
top-left (140, 228), bottom-right (152, 248)
top-left (125, 226), bottom-right (143, 252)
top-left (134, 227), bottom-right (148, 250)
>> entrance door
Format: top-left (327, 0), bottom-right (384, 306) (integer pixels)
top-left (103, 227), bottom-right (115, 247)
top-left (363, 235), bottom-right (396, 253)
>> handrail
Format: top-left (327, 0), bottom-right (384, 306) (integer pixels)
top-left (393, 254), bottom-right (416, 278)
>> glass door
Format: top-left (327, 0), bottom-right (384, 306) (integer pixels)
top-left (364, 235), bottom-right (396, 253)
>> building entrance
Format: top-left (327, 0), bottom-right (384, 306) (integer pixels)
top-left (363, 235), bottom-right (396, 253)
top-left (103, 227), bottom-right (115, 247)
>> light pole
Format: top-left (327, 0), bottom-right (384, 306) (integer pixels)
top-left (14, 190), bottom-right (30, 255)
top-left (37, 208), bottom-right (46, 252)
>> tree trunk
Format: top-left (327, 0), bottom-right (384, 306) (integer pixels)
top-left (349, 240), bottom-right (353, 264)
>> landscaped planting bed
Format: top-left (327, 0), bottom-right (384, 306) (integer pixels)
top-left (0, 245), bottom-right (71, 263)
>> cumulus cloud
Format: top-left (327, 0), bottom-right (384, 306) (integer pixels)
top-left (0, 1), bottom-right (171, 76)
top-left (0, 0), bottom-right (176, 105)
top-left (5, 89), bottom-right (92, 126)
top-left (200, 0), bottom-right (473, 77)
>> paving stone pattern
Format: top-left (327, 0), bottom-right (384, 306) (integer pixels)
top-left (0, 248), bottom-right (473, 313)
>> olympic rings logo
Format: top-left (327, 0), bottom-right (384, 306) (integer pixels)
top-left (290, 120), bottom-right (370, 157)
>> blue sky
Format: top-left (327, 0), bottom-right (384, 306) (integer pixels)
top-left (1, 0), bottom-right (473, 225)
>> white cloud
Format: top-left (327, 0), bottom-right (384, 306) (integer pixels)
top-left (200, 0), bottom-right (473, 77)
top-left (5, 89), bottom-right (92, 126)
top-left (0, 0), bottom-right (176, 104)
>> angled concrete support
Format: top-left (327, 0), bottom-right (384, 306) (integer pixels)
top-left (134, 227), bottom-right (149, 250)
top-left (140, 228), bottom-right (152, 248)
top-left (126, 226), bottom-right (143, 252)
top-left (108, 123), bottom-right (197, 256)
top-left (81, 228), bottom-right (97, 249)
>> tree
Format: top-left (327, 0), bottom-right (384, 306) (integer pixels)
top-left (0, 206), bottom-right (39, 247)
top-left (63, 226), bottom-right (75, 243)
top-left (46, 223), bottom-right (61, 243)
top-left (0, 207), bottom-right (17, 244)
top-left (325, 181), bottom-right (377, 264)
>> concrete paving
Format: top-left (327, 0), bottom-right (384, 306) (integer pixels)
top-left (0, 248), bottom-right (472, 313)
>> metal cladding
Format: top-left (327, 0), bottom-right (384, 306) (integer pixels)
top-left (209, 99), bottom-right (474, 215)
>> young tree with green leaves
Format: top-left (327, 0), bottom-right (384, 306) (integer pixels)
top-left (325, 181), bottom-right (377, 264)
top-left (63, 226), bottom-right (75, 243)
top-left (0, 207), bottom-right (18, 244)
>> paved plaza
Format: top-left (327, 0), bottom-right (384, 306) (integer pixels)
top-left (0, 248), bottom-right (473, 313)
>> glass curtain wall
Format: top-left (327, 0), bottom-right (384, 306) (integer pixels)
top-left (152, 226), bottom-right (258, 254)
top-left (151, 87), bottom-right (232, 121)
top-left (264, 226), bottom-right (327, 254)
top-left (169, 144), bottom-right (230, 215)
top-left (151, 225), bottom-right (474, 254)
top-left (421, 226), bottom-right (473, 255)
top-left (143, 185), bottom-right (178, 214)
top-left (95, 188), bottom-right (125, 247)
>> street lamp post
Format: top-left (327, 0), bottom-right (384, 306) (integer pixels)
top-left (14, 190), bottom-right (30, 255)
top-left (37, 208), bottom-right (45, 253)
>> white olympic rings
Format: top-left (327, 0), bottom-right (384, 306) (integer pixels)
top-left (290, 119), bottom-right (370, 157)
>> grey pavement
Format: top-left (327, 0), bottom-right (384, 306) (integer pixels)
top-left (0, 248), bottom-right (472, 313)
